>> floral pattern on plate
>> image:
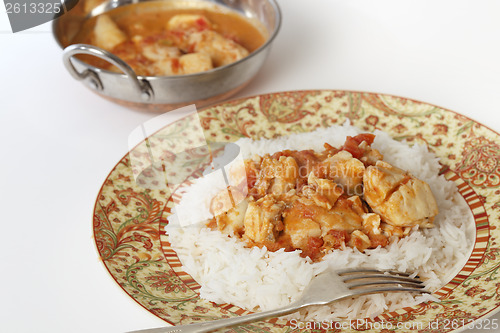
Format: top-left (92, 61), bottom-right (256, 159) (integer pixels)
top-left (93, 90), bottom-right (500, 332)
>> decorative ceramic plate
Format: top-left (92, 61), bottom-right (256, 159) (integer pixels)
top-left (93, 90), bottom-right (500, 332)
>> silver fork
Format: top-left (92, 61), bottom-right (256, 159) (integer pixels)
top-left (127, 267), bottom-right (427, 333)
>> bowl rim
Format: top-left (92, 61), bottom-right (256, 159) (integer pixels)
top-left (53, 0), bottom-right (282, 80)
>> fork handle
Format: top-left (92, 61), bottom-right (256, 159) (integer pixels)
top-left (126, 303), bottom-right (302, 333)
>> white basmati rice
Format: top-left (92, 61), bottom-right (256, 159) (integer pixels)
top-left (165, 122), bottom-right (474, 320)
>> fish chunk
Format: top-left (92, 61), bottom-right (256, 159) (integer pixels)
top-left (358, 141), bottom-right (384, 166)
top-left (93, 14), bottom-right (127, 51)
top-left (180, 52), bottom-right (213, 74)
top-left (302, 173), bottom-right (343, 209)
top-left (138, 43), bottom-right (183, 75)
top-left (188, 30), bottom-right (249, 67)
top-left (243, 195), bottom-right (284, 243)
top-left (363, 161), bottom-right (438, 228)
top-left (214, 198), bottom-right (249, 235)
top-left (316, 151), bottom-right (365, 196)
top-left (153, 58), bottom-right (182, 76)
top-left (167, 14), bottom-right (212, 32)
top-left (287, 199), bottom-right (362, 238)
top-left (282, 202), bottom-right (322, 249)
top-left (253, 155), bottom-right (299, 196)
top-left (210, 186), bottom-right (246, 217)
top-left (349, 230), bottom-right (371, 252)
top-left (363, 161), bottom-right (408, 207)
top-left (362, 213), bottom-right (381, 235)
top-left (140, 43), bottom-right (181, 62)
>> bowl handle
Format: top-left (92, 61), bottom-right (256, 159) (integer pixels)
top-left (62, 43), bottom-right (154, 102)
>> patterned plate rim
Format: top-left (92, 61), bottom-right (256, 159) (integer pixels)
top-left (93, 89), bottom-right (500, 332)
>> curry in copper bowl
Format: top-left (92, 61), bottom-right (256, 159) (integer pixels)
top-left (53, 0), bottom-right (281, 111)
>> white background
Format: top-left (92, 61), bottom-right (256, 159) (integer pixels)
top-left (1, 0), bottom-right (500, 332)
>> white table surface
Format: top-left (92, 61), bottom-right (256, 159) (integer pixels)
top-left (1, 0), bottom-right (500, 332)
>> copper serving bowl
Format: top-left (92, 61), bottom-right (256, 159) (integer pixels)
top-left (53, 0), bottom-right (281, 112)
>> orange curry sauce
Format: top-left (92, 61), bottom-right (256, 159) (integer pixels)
top-left (71, 3), bottom-right (266, 75)
top-left (206, 134), bottom-right (439, 262)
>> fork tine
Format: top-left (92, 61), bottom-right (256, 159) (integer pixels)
top-left (332, 268), bottom-right (428, 296)
top-left (346, 280), bottom-right (426, 290)
top-left (349, 286), bottom-right (430, 297)
top-left (337, 268), bottom-right (415, 277)
top-left (337, 269), bottom-right (423, 284)
top-left (342, 274), bottom-right (424, 285)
